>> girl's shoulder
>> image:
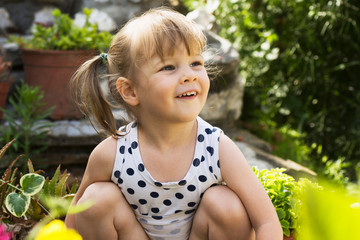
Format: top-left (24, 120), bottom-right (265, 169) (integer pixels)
top-left (86, 136), bottom-right (118, 181)
top-left (196, 116), bottom-right (223, 137)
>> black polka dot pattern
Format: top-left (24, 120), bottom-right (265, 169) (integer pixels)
top-left (111, 117), bottom-right (223, 238)
top-left (138, 180), bottom-right (146, 188)
top-left (199, 175), bottom-right (207, 182)
top-left (119, 146), bottom-right (125, 154)
top-left (131, 141), bottom-right (138, 149)
top-left (150, 192), bottom-right (159, 198)
top-left (114, 170), bottom-right (120, 178)
top-left (152, 208), bottom-right (160, 213)
top-left (197, 134), bottom-right (204, 142)
top-left (138, 163), bottom-right (145, 172)
top-left (178, 180), bottom-right (187, 186)
top-left (127, 168), bottom-right (134, 176)
top-left (206, 146), bottom-right (214, 156)
top-left (193, 158), bottom-right (200, 167)
top-left (187, 185), bottom-right (196, 192)
top-left (175, 193), bottom-right (184, 199)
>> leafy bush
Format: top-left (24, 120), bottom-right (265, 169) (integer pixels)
top-left (253, 167), bottom-right (297, 236)
top-left (0, 82), bottom-right (54, 168)
top-left (183, 0), bottom-right (360, 178)
top-left (11, 8), bottom-right (112, 51)
top-left (242, 119), bottom-right (312, 166)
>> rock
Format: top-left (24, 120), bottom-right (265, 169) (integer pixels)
top-left (201, 75), bottom-right (244, 127)
top-left (32, 7), bottom-right (56, 27)
top-left (236, 141), bottom-right (276, 170)
top-left (186, 8), bottom-right (219, 33)
top-left (0, 40), bottom-right (22, 68)
top-left (0, 8), bottom-right (14, 32)
top-left (74, 9), bottom-right (117, 32)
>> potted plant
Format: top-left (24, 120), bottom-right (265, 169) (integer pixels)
top-left (12, 8), bottom-right (113, 120)
top-left (0, 48), bottom-right (14, 120)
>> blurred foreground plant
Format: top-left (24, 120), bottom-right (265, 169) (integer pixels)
top-left (34, 220), bottom-right (82, 240)
top-left (296, 181), bottom-right (360, 240)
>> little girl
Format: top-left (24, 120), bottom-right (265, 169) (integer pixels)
top-left (65, 7), bottom-right (282, 240)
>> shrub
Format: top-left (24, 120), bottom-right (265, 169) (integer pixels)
top-left (0, 81), bottom-right (54, 169)
top-left (253, 167), bottom-right (297, 236)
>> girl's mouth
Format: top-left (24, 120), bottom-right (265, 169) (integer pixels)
top-left (176, 91), bottom-right (197, 98)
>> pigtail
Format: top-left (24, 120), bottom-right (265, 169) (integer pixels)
top-left (70, 55), bottom-right (117, 137)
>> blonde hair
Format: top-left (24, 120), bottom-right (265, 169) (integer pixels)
top-left (70, 7), bottom-right (206, 137)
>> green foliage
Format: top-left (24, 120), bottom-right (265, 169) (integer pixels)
top-left (0, 81), bottom-right (54, 167)
top-left (0, 139), bottom-right (81, 238)
top-left (42, 165), bottom-right (78, 199)
top-left (322, 156), bottom-right (351, 185)
top-left (4, 173), bottom-right (45, 217)
top-left (295, 181), bottom-right (360, 240)
top-left (183, 0), bottom-right (360, 178)
top-left (243, 120), bottom-right (312, 166)
top-left (11, 8), bottom-right (112, 51)
top-left (253, 167), bottom-right (296, 236)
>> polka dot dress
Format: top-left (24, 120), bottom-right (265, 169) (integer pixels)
top-left (111, 117), bottom-right (223, 240)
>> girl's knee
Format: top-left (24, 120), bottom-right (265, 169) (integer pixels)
top-left (191, 185), bottom-right (254, 240)
top-left (77, 182), bottom-right (121, 217)
top-left (200, 185), bottom-right (250, 225)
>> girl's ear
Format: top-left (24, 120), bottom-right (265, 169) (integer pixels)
top-left (116, 77), bottom-right (139, 106)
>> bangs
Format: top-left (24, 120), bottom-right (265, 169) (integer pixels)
top-left (127, 9), bottom-right (206, 65)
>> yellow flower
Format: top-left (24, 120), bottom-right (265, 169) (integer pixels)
top-left (35, 220), bottom-right (82, 240)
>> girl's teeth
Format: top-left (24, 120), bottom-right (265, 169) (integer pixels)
top-left (179, 91), bottom-right (196, 97)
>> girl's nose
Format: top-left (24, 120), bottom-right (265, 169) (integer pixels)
top-left (181, 66), bottom-right (198, 83)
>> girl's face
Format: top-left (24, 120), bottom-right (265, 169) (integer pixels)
top-left (134, 43), bottom-right (210, 124)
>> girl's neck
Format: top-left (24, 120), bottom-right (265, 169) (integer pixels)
top-left (137, 118), bottom-right (198, 152)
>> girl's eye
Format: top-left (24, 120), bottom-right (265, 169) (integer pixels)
top-left (190, 61), bottom-right (203, 67)
top-left (159, 65), bottom-right (175, 71)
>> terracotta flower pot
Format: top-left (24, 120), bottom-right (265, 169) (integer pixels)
top-left (0, 80), bottom-right (13, 119)
top-left (21, 49), bottom-right (96, 120)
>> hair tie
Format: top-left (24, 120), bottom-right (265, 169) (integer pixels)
top-left (100, 53), bottom-right (108, 61)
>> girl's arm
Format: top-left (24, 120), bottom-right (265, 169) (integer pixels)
top-left (219, 134), bottom-right (283, 240)
top-left (65, 136), bottom-right (117, 228)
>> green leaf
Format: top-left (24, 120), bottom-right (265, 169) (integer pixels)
top-left (48, 166), bottom-right (60, 196)
top-left (42, 196), bottom-right (71, 217)
top-left (280, 219), bottom-right (290, 229)
top-left (276, 208), bottom-right (286, 220)
top-left (55, 171), bottom-right (69, 197)
top-left (283, 227), bottom-right (291, 237)
top-left (20, 173), bottom-right (45, 196)
top-left (5, 192), bottom-right (31, 217)
top-left (0, 139), bottom-right (16, 159)
top-left (67, 200), bottom-right (94, 215)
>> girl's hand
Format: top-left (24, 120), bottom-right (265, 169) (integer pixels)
top-left (219, 134), bottom-right (283, 239)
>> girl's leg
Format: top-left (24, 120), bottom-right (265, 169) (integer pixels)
top-left (189, 185), bottom-right (255, 240)
top-left (75, 182), bottom-right (149, 240)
